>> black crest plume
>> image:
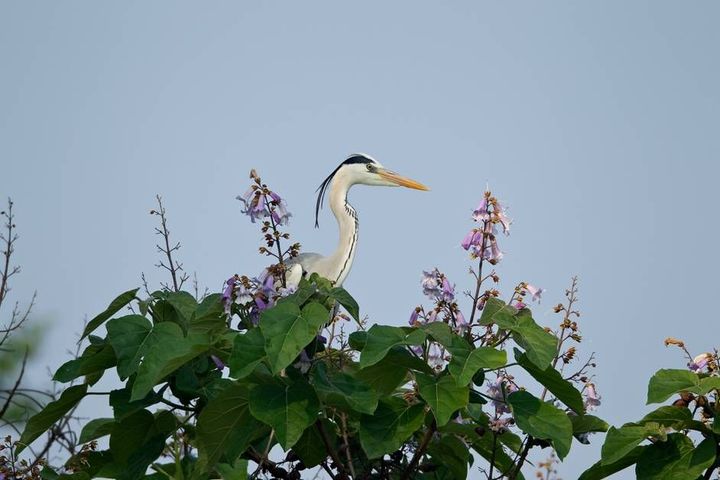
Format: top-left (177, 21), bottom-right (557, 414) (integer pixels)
top-left (314, 154), bottom-right (376, 228)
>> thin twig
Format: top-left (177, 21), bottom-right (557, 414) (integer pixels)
top-left (339, 413), bottom-right (356, 478)
top-left (250, 430), bottom-right (276, 479)
top-left (151, 195), bottom-right (189, 292)
top-left (467, 222), bottom-right (489, 327)
top-left (508, 436), bottom-right (534, 480)
top-left (0, 348), bottom-right (28, 419)
top-left (0, 292), bottom-right (35, 348)
top-left (0, 198), bottom-right (21, 308)
top-left (247, 447), bottom-right (291, 479)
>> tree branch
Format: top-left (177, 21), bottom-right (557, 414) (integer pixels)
top-left (0, 348), bottom-right (28, 419)
top-left (401, 420), bottom-right (436, 480)
top-left (151, 195), bottom-right (189, 292)
top-left (317, 419), bottom-right (349, 479)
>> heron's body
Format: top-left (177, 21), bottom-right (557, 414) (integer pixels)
top-left (286, 154), bottom-right (428, 287)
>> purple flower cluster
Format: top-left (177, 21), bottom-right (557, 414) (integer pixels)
top-left (461, 192), bottom-right (512, 264)
top-left (487, 374), bottom-right (518, 416)
top-left (222, 269), bottom-right (297, 322)
top-left (410, 269), bottom-right (468, 333)
top-left (237, 186), bottom-right (291, 226)
top-left (524, 283), bottom-right (545, 303)
top-left (511, 283), bottom-right (546, 310)
top-left (421, 269), bottom-right (455, 303)
top-left (583, 382), bottom-right (601, 411)
top-left (688, 352), bottom-right (713, 372)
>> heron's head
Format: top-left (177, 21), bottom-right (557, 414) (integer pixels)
top-left (315, 153), bottom-right (429, 227)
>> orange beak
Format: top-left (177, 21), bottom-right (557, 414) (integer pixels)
top-left (377, 169), bottom-right (430, 191)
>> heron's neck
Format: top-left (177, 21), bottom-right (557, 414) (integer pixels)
top-left (328, 178), bottom-right (359, 285)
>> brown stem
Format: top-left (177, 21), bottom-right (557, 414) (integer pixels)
top-left (0, 349), bottom-right (28, 419)
top-left (487, 432), bottom-right (497, 479)
top-left (317, 420), bottom-right (349, 479)
top-left (541, 278), bottom-right (580, 402)
top-left (0, 198), bottom-right (17, 307)
top-left (246, 448), bottom-right (291, 479)
top-left (264, 195), bottom-right (286, 287)
top-left (468, 222), bottom-right (490, 327)
top-left (340, 413), bottom-right (357, 478)
top-left (153, 195), bottom-right (188, 292)
top-left (508, 436), bottom-right (533, 480)
top-left (401, 420), bottom-right (436, 480)
top-left (320, 461), bottom-right (339, 480)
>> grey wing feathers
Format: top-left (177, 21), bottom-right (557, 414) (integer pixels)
top-left (286, 252), bottom-right (324, 273)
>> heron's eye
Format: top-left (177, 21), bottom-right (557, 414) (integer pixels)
top-left (366, 164), bottom-right (373, 172)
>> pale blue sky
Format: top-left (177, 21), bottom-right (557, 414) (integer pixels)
top-left (1, 2), bottom-right (718, 478)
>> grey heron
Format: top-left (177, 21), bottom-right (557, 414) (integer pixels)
top-left (286, 154), bottom-right (429, 287)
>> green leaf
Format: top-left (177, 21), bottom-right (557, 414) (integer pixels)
top-left (640, 406), bottom-right (693, 430)
top-left (646, 369), bottom-right (700, 404)
top-left (472, 432), bottom-right (521, 478)
top-left (359, 325), bottom-right (426, 368)
top-left (17, 384), bottom-right (88, 455)
top-left (228, 328), bottom-right (266, 379)
top-left (81, 288), bottom-right (139, 340)
top-left (422, 322), bottom-right (454, 347)
top-left (359, 397), bottom-right (426, 459)
top-left (699, 376), bottom-right (720, 395)
top-left (507, 390), bottom-right (573, 459)
top-left (109, 409), bottom-right (156, 464)
top-left (189, 294), bottom-right (227, 335)
top-left (636, 434), bottom-right (715, 479)
top-left (215, 459), bottom-right (249, 480)
top-left (448, 340), bottom-right (507, 386)
top-left (310, 362), bottom-right (378, 414)
top-left (511, 311), bottom-right (557, 369)
top-left (149, 299), bottom-right (180, 325)
top-left (478, 301), bottom-right (556, 369)
top-left (109, 409), bottom-right (177, 479)
top-left (40, 469), bottom-right (60, 479)
top-left (348, 331), bottom-right (367, 351)
top-left (260, 301), bottom-right (329, 374)
top-left (196, 383), bottom-right (265, 468)
top-left (601, 423), bottom-right (665, 465)
top-left (579, 446), bottom-right (645, 480)
top-left (64, 450), bottom-right (117, 478)
top-left (416, 373), bottom-right (469, 426)
top-left (109, 387), bottom-right (159, 421)
top-left (386, 345), bottom-right (434, 373)
top-left (356, 347), bottom-right (422, 395)
top-left (107, 315), bottom-right (167, 380)
top-left (646, 370), bottom-right (720, 406)
top-left (292, 418), bottom-right (336, 468)
top-left (329, 287), bottom-right (360, 322)
top-left (570, 415), bottom-right (609, 434)
top-left (53, 343), bottom-right (116, 384)
top-left (130, 323), bottom-right (210, 401)
top-left (427, 434), bottom-right (470, 480)
top-left (248, 379), bottom-right (320, 449)
top-left (79, 418), bottom-right (115, 443)
top-left (498, 430), bottom-right (524, 454)
top-left (515, 349), bottom-right (584, 414)
top-left (478, 297), bottom-right (517, 328)
top-left (163, 291), bottom-right (198, 325)
top-left (57, 474), bottom-right (92, 480)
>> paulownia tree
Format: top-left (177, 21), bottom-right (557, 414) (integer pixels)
top-left (7, 172), bottom-right (611, 479)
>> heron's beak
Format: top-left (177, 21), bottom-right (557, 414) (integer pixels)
top-left (377, 168), bottom-right (430, 191)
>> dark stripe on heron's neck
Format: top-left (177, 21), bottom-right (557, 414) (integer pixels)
top-left (335, 199), bottom-right (359, 283)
